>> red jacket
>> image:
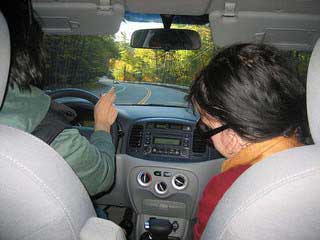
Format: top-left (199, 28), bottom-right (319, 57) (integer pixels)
top-left (194, 165), bottom-right (251, 240)
top-left (194, 136), bottom-right (302, 239)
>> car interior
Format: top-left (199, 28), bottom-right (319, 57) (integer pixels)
top-left (0, 0), bottom-right (320, 240)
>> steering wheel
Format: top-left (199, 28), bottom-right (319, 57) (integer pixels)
top-left (47, 88), bottom-right (119, 145)
top-left (48, 88), bottom-right (100, 105)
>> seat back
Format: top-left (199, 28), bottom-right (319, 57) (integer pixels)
top-left (0, 125), bottom-right (96, 240)
top-left (0, 10), bottom-right (97, 240)
top-left (201, 145), bottom-right (320, 240)
top-left (201, 40), bottom-right (320, 240)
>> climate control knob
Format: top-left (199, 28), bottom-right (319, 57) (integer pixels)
top-left (155, 182), bottom-right (168, 195)
top-left (172, 174), bottom-right (187, 190)
top-left (137, 171), bottom-right (152, 187)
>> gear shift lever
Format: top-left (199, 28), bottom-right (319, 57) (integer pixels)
top-left (144, 218), bottom-right (174, 240)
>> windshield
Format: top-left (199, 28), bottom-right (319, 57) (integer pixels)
top-left (43, 20), bottom-right (214, 107)
top-left (43, 18), bottom-right (311, 107)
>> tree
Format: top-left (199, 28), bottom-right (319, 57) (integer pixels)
top-left (43, 34), bottom-right (119, 88)
top-left (111, 24), bottom-right (215, 86)
top-left (42, 24), bottom-right (311, 91)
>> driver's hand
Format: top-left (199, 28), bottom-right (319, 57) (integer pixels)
top-left (94, 87), bottom-right (118, 133)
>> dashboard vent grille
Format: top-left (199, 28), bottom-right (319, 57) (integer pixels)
top-left (129, 125), bottom-right (144, 148)
top-left (192, 129), bottom-right (206, 153)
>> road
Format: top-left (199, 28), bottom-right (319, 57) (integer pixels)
top-left (87, 82), bottom-right (187, 107)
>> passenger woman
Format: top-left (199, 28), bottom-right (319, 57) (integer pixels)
top-left (187, 43), bottom-right (306, 239)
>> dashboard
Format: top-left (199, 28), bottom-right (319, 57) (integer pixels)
top-left (63, 100), bottom-right (225, 240)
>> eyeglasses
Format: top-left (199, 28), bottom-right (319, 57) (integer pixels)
top-left (196, 119), bottom-right (229, 140)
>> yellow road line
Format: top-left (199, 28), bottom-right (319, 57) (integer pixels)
top-left (137, 87), bottom-right (152, 104)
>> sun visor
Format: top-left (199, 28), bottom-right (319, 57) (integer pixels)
top-left (33, 1), bottom-right (124, 35)
top-left (209, 11), bottom-right (320, 51)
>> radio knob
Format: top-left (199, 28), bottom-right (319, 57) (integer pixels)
top-left (143, 146), bottom-right (152, 154)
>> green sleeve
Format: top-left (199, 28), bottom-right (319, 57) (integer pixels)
top-left (50, 128), bottom-right (115, 196)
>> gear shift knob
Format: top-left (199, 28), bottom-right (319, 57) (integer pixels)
top-left (144, 218), bottom-right (173, 239)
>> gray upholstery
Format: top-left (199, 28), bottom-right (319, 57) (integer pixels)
top-left (0, 11), bottom-right (125, 240)
top-left (0, 126), bottom-right (125, 240)
top-left (201, 39), bottom-right (320, 240)
top-left (307, 38), bottom-right (320, 144)
top-left (201, 145), bottom-right (320, 240)
top-left (0, 10), bottom-right (96, 239)
top-left (0, 125), bottom-right (96, 239)
top-left (33, 2), bottom-right (124, 35)
top-left (80, 217), bottom-right (126, 240)
top-left (209, 11), bottom-right (320, 51)
top-left (0, 11), bottom-right (10, 107)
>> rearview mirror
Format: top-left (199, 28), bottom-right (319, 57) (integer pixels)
top-left (130, 29), bottom-right (201, 51)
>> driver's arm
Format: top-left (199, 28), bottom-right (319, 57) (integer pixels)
top-left (51, 88), bottom-right (118, 196)
top-left (50, 128), bottom-right (116, 196)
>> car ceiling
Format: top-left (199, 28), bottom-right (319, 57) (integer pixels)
top-left (32, 0), bottom-right (320, 50)
top-left (123, 0), bottom-right (320, 15)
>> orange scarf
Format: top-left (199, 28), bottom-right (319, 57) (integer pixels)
top-left (221, 136), bottom-right (302, 173)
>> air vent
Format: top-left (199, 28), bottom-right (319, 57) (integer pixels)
top-left (129, 125), bottom-right (144, 148)
top-left (192, 129), bottom-right (206, 153)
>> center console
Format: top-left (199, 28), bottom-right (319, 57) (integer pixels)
top-left (123, 118), bottom-right (223, 239)
top-left (130, 165), bottom-right (197, 239)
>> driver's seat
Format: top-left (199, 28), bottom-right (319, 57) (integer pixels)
top-left (201, 40), bottom-right (320, 239)
top-left (0, 11), bottom-right (125, 240)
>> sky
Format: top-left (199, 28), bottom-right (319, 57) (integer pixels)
top-left (115, 21), bottom-right (163, 42)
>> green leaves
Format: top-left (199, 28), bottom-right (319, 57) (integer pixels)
top-left (43, 35), bottom-right (119, 89)
top-left (43, 24), bottom-right (215, 90)
top-left (112, 24), bottom-right (215, 86)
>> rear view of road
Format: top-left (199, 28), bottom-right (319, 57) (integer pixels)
top-left (88, 82), bottom-right (188, 107)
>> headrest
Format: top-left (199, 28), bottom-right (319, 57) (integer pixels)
top-left (307, 38), bottom-right (320, 144)
top-left (0, 11), bottom-right (10, 108)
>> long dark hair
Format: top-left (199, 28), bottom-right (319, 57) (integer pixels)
top-left (187, 43), bottom-right (306, 142)
top-left (0, 0), bottom-right (45, 91)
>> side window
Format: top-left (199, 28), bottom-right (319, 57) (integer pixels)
top-left (285, 50), bottom-right (313, 145)
top-left (284, 51), bottom-right (311, 84)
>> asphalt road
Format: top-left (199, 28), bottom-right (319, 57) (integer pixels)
top-left (88, 82), bottom-right (188, 107)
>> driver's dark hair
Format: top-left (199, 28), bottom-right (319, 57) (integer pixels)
top-left (0, 0), bottom-right (45, 91)
top-left (187, 43), bottom-right (306, 142)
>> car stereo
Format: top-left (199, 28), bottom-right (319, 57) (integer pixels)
top-left (142, 122), bottom-right (192, 158)
top-left (127, 120), bottom-right (211, 162)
